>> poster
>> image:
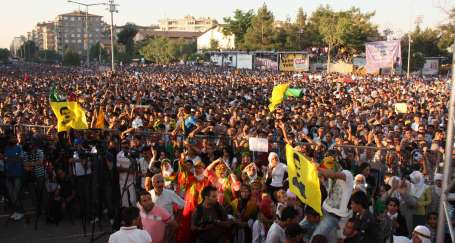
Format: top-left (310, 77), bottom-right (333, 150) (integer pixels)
top-left (236, 54), bottom-right (253, 69)
top-left (249, 137), bottom-right (269, 152)
top-left (279, 53), bottom-right (309, 72)
top-left (365, 40), bottom-right (401, 74)
top-left (422, 59), bottom-right (439, 76)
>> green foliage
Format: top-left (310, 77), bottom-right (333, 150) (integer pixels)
top-left (62, 49), bottom-right (81, 66)
top-left (243, 4), bottom-right (277, 50)
top-left (139, 37), bottom-right (196, 64)
top-left (89, 42), bottom-right (109, 64)
top-left (17, 41), bottom-right (38, 60)
top-left (402, 26), bottom-right (448, 71)
top-left (223, 9), bottom-right (254, 49)
top-left (117, 23), bottom-right (138, 63)
top-left (209, 39), bottom-right (220, 50)
top-left (37, 49), bottom-right (61, 64)
top-left (0, 48), bottom-right (10, 64)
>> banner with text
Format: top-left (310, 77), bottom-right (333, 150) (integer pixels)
top-left (365, 40), bottom-right (401, 73)
top-left (279, 53), bottom-right (310, 72)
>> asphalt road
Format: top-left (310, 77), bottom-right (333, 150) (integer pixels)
top-left (0, 211), bottom-right (111, 243)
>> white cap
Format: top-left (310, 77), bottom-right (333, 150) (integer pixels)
top-left (434, 173), bottom-right (443, 181)
top-left (413, 225), bottom-right (431, 243)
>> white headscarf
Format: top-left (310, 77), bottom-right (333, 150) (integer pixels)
top-left (413, 225), bottom-right (432, 243)
top-left (268, 152), bottom-right (279, 165)
top-left (354, 174), bottom-right (367, 193)
top-left (434, 173), bottom-right (443, 195)
top-left (410, 171), bottom-right (428, 198)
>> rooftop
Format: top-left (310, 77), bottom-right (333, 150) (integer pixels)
top-left (58, 10), bottom-right (101, 18)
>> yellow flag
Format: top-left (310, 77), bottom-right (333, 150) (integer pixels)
top-left (50, 101), bottom-right (88, 132)
top-left (285, 144), bottom-right (322, 215)
top-left (95, 107), bottom-right (105, 129)
top-left (268, 83), bottom-right (289, 112)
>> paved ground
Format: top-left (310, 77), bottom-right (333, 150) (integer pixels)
top-left (0, 210), bottom-right (111, 243)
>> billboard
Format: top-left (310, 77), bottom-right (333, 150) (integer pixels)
top-left (279, 53), bottom-right (309, 72)
top-left (255, 57), bottom-right (278, 71)
top-left (422, 59), bottom-right (439, 76)
top-left (236, 54), bottom-right (253, 69)
top-left (365, 40), bottom-right (401, 73)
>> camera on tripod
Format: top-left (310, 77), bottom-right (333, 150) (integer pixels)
top-left (124, 144), bottom-right (150, 159)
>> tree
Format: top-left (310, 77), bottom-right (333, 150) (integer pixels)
top-left (37, 49), bottom-right (61, 64)
top-left (437, 8), bottom-right (455, 51)
top-left (0, 48), bottom-right (10, 64)
top-left (209, 39), bottom-right (220, 50)
top-left (402, 26), bottom-right (447, 71)
top-left (139, 37), bottom-right (197, 64)
top-left (89, 42), bottom-right (109, 64)
top-left (17, 40), bottom-right (38, 60)
top-left (296, 7), bottom-right (306, 29)
top-left (243, 4), bottom-right (276, 50)
top-left (117, 23), bottom-right (138, 63)
top-left (62, 49), bottom-right (81, 66)
top-left (223, 9), bottom-right (254, 49)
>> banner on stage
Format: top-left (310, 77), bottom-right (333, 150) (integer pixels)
top-left (366, 40), bottom-right (401, 73)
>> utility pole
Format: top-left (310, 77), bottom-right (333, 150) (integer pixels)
top-left (67, 0), bottom-right (105, 67)
top-left (436, 37), bottom-right (455, 243)
top-left (108, 0), bottom-right (118, 72)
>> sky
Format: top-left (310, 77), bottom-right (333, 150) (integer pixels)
top-left (1, 0), bottom-right (453, 48)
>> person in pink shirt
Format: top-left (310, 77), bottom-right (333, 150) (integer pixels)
top-left (138, 190), bottom-right (178, 243)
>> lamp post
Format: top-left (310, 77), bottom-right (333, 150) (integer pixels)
top-left (67, 0), bottom-right (106, 67)
top-left (108, 0), bottom-right (118, 72)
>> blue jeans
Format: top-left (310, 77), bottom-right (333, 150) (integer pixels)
top-left (311, 210), bottom-right (340, 243)
top-left (6, 176), bottom-right (23, 212)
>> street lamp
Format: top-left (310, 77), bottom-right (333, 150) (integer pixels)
top-left (406, 10), bottom-right (423, 79)
top-left (67, 0), bottom-right (106, 67)
top-left (107, 0), bottom-right (118, 72)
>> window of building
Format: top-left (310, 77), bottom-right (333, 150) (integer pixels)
top-left (71, 17), bottom-right (75, 21)
top-left (65, 39), bottom-right (69, 43)
top-left (77, 39), bottom-right (82, 43)
top-left (72, 39), bottom-right (76, 43)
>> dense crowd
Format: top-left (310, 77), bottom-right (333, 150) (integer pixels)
top-left (0, 63), bottom-right (451, 243)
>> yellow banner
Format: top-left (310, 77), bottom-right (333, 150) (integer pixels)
top-left (50, 101), bottom-right (88, 132)
top-left (285, 144), bottom-right (322, 215)
top-left (279, 53), bottom-right (309, 72)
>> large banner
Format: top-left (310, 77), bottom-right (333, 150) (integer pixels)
top-left (255, 57), bottom-right (278, 70)
top-left (422, 59), bottom-right (439, 76)
top-left (365, 40), bottom-right (401, 73)
top-left (279, 53), bottom-right (309, 72)
top-left (236, 54), bottom-right (253, 69)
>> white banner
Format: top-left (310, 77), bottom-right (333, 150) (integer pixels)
top-left (248, 137), bottom-right (269, 152)
top-left (422, 59), bottom-right (439, 76)
top-left (365, 40), bottom-right (401, 73)
top-left (236, 54), bottom-right (253, 69)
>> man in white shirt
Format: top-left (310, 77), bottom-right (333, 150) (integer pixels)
top-left (266, 206), bottom-right (298, 243)
top-left (117, 140), bottom-right (136, 207)
top-left (109, 207), bottom-right (151, 243)
top-left (149, 174), bottom-right (185, 219)
top-left (311, 155), bottom-right (353, 243)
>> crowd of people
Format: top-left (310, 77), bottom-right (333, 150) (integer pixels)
top-left (0, 62), bottom-right (451, 243)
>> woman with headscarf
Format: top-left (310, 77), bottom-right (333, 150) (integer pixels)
top-left (204, 158), bottom-right (241, 207)
top-left (160, 159), bottom-right (176, 189)
top-left (176, 160), bottom-right (210, 243)
top-left (409, 171), bottom-right (432, 229)
top-left (252, 197), bottom-right (276, 243)
top-left (427, 173), bottom-right (442, 215)
top-left (265, 152), bottom-right (287, 201)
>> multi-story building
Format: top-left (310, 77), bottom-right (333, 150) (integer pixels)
top-left (34, 22), bottom-right (55, 50)
top-left (10, 36), bottom-right (27, 57)
top-left (158, 15), bottom-right (217, 32)
top-left (54, 10), bottom-right (107, 58)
